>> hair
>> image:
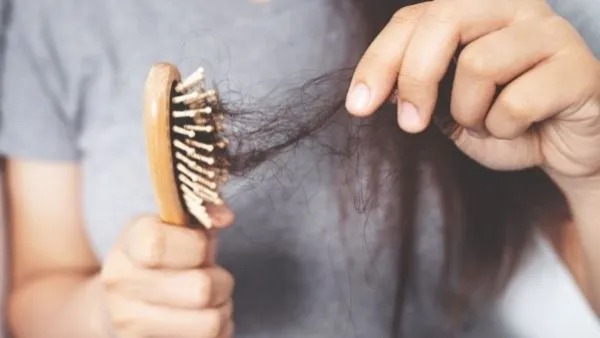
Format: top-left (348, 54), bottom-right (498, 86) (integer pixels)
top-left (218, 0), bottom-right (571, 336)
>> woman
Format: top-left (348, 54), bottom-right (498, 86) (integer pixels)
top-left (1, 0), bottom-right (599, 337)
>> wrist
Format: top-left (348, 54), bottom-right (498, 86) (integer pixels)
top-left (546, 171), bottom-right (600, 204)
top-left (8, 273), bottom-right (114, 338)
top-left (85, 275), bottom-right (116, 338)
top-left (547, 173), bottom-right (600, 314)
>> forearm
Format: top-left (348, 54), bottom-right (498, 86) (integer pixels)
top-left (9, 273), bottom-right (113, 338)
top-left (556, 175), bottom-right (600, 314)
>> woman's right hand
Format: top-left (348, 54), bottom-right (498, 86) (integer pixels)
top-left (100, 213), bottom-right (235, 338)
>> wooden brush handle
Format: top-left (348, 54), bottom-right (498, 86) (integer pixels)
top-left (143, 63), bottom-right (187, 226)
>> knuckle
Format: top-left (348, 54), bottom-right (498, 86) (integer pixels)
top-left (193, 270), bottom-right (213, 307)
top-left (99, 267), bottom-right (119, 290)
top-left (355, 52), bottom-right (400, 85)
top-left (544, 15), bottom-right (573, 36)
top-left (452, 110), bottom-right (480, 129)
top-left (100, 252), bottom-right (126, 290)
top-left (390, 4), bottom-right (422, 25)
top-left (485, 122), bottom-right (519, 140)
top-left (358, 49), bottom-right (390, 70)
top-left (397, 71), bottom-right (433, 90)
top-left (498, 91), bottom-right (532, 121)
top-left (423, 0), bottom-right (456, 25)
top-left (458, 46), bottom-right (493, 77)
top-left (517, 0), bottom-right (554, 18)
top-left (131, 221), bottom-right (165, 268)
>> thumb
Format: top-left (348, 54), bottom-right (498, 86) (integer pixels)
top-left (202, 203), bottom-right (234, 265)
top-left (204, 230), bottom-right (219, 266)
top-left (206, 203), bottom-right (235, 229)
top-left (453, 128), bottom-right (542, 171)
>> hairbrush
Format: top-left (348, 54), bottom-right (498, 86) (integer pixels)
top-left (143, 63), bottom-right (229, 229)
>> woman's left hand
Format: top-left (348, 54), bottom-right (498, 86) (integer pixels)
top-left (346, 0), bottom-right (600, 183)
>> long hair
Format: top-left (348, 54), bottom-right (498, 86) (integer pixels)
top-left (222, 0), bottom-right (572, 336)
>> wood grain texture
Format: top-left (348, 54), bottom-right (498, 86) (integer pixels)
top-left (143, 63), bottom-right (187, 226)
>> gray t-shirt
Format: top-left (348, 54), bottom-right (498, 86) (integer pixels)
top-left (0, 1), bottom-right (399, 337)
top-left (1, 1), bottom-right (599, 337)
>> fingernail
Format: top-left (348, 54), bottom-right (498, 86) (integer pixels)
top-left (346, 83), bottom-right (371, 114)
top-left (398, 101), bottom-right (422, 132)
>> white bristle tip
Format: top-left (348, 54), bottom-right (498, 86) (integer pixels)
top-left (176, 68), bottom-right (205, 92)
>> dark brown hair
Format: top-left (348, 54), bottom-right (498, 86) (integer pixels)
top-left (221, 0), bottom-right (571, 336)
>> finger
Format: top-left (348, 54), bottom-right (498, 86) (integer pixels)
top-left (216, 321), bottom-right (234, 338)
top-left (204, 204), bottom-right (234, 264)
top-left (204, 230), bottom-right (219, 266)
top-left (109, 296), bottom-right (232, 338)
top-left (397, 0), bottom-right (524, 133)
top-left (485, 51), bottom-right (592, 140)
top-left (112, 264), bottom-right (234, 309)
top-left (452, 16), bottom-right (575, 133)
top-left (183, 301), bottom-right (234, 338)
top-left (125, 216), bottom-right (209, 269)
top-left (452, 129), bottom-right (542, 170)
top-left (214, 302), bottom-right (234, 338)
top-left (205, 203), bottom-right (235, 229)
top-left (346, 4), bottom-right (426, 116)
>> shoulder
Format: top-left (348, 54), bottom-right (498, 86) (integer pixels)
top-left (0, 0), bottom-right (109, 161)
top-left (8, 0), bottom-right (108, 53)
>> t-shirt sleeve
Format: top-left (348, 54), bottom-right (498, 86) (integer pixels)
top-left (0, 1), bottom-right (80, 161)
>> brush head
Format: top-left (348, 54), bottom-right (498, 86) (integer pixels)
top-left (144, 63), bottom-right (229, 229)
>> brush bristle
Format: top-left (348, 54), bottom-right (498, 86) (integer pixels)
top-left (170, 67), bottom-right (229, 228)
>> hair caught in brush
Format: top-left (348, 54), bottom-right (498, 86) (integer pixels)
top-left (213, 0), bottom-right (572, 336)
